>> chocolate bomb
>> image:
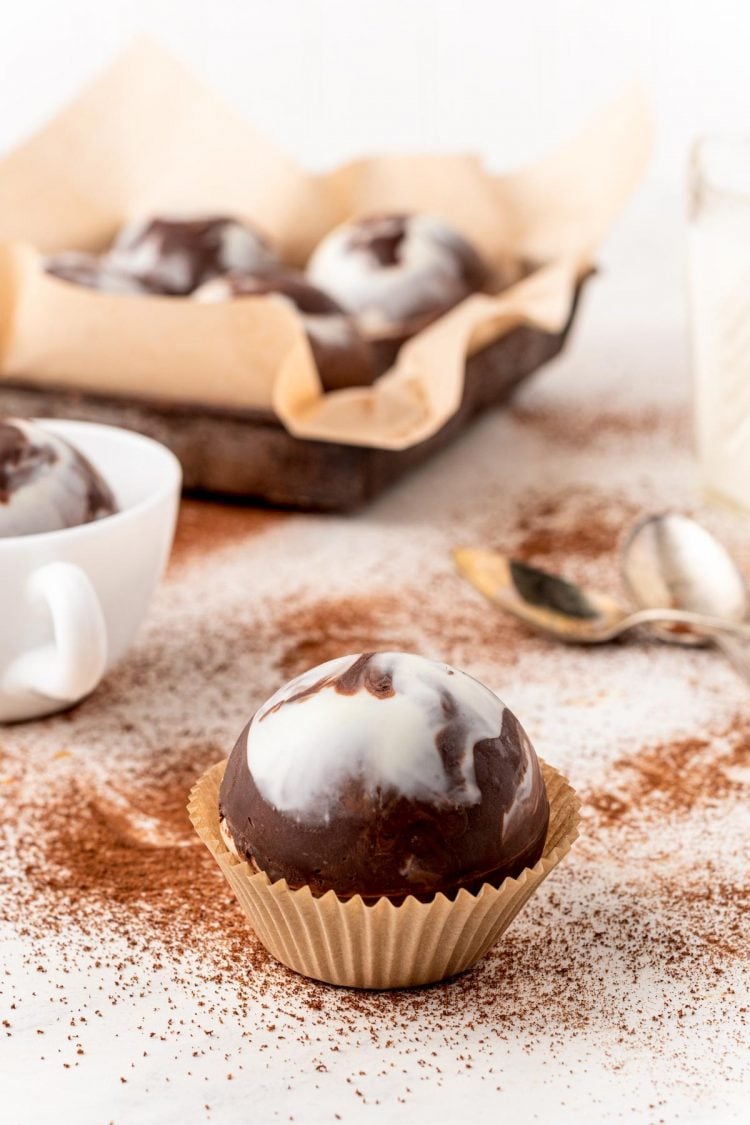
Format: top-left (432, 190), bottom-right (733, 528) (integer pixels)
top-left (307, 214), bottom-right (490, 366)
top-left (45, 251), bottom-right (153, 295)
top-left (0, 417), bottom-right (117, 538)
top-left (193, 270), bottom-right (376, 392)
top-left (108, 215), bottom-right (279, 296)
top-left (219, 652), bottom-right (549, 902)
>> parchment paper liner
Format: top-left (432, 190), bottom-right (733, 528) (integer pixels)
top-left (0, 41), bottom-right (653, 451)
top-left (188, 758), bottom-right (580, 989)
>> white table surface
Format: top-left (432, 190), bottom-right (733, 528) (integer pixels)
top-left (2, 191), bottom-right (749, 1125)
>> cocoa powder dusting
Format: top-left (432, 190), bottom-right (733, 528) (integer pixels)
top-left (272, 592), bottom-right (422, 679)
top-left (169, 497), bottom-right (282, 570)
top-left (2, 434), bottom-right (749, 1116)
top-left (508, 399), bottom-right (689, 451)
top-left (586, 724), bottom-right (749, 828)
top-left (496, 486), bottom-right (642, 565)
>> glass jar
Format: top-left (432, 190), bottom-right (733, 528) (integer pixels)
top-left (689, 136), bottom-right (750, 511)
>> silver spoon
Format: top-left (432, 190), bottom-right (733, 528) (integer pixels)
top-left (621, 511), bottom-right (750, 682)
top-left (454, 547), bottom-right (750, 645)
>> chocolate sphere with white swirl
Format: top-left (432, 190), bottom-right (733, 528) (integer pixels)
top-left (108, 215), bottom-right (279, 296)
top-left (219, 652), bottom-right (549, 902)
top-left (45, 251), bottom-right (154, 295)
top-left (307, 214), bottom-right (490, 369)
top-left (0, 417), bottom-right (116, 538)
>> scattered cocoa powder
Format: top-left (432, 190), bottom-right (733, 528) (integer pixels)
top-left (2, 426), bottom-right (749, 1116)
top-left (508, 400), bottom-right (688, 451)
top-left (497, 486), bottom-right (642, 564)
top-left (3, 606), bottom-right (747, 1050)
top-left (169, 497), bottom-right (284, 570)
top-left (5, 739), bottom-right (747, 1039)
top-left (270, 581), bottom-right (549, 683)
top-left (271, 592), bottom-right (420, 680)
top-left (585, 715), bottom-right (750, 829)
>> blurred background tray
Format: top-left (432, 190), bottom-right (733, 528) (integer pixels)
top-left (0, 282), bottom-right (586, 512)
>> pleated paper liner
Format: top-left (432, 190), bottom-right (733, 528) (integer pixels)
top-left (188, 758), bottom-right (580, 990)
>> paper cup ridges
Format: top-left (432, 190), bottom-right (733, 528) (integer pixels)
top-left (189, 759), bottom-right (580, 989)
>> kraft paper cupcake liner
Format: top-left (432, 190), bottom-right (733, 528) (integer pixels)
top-left (188, 758), bottom-right (580, 990)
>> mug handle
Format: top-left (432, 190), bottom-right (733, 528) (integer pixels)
top-left (3, 561), bottom-right (108, 703)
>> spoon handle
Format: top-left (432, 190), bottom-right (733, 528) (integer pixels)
top-left (625, 607), bottom-right (750, 641)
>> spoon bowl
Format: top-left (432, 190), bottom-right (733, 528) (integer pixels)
top-left (621, 512), bottom-right (749, 645)
top-left (454, 549), bottom-right (625, 642)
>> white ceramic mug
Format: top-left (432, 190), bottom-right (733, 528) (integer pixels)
top-left (0, 419), bottom-right (181, 723)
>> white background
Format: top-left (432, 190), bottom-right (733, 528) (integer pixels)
top-left (2, 0), bottom-right (750, 185)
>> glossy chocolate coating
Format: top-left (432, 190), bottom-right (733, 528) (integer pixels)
top-left (108, 215), bottom-right (279, 296)
top-left (193, 271), bottom-right (376, 392)
top-left (0, 417), bottom-right (116, 538)
top-left (307, 214), bottom-right (490, 349)
top-left (219, 652), bottom-right (549, 902)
